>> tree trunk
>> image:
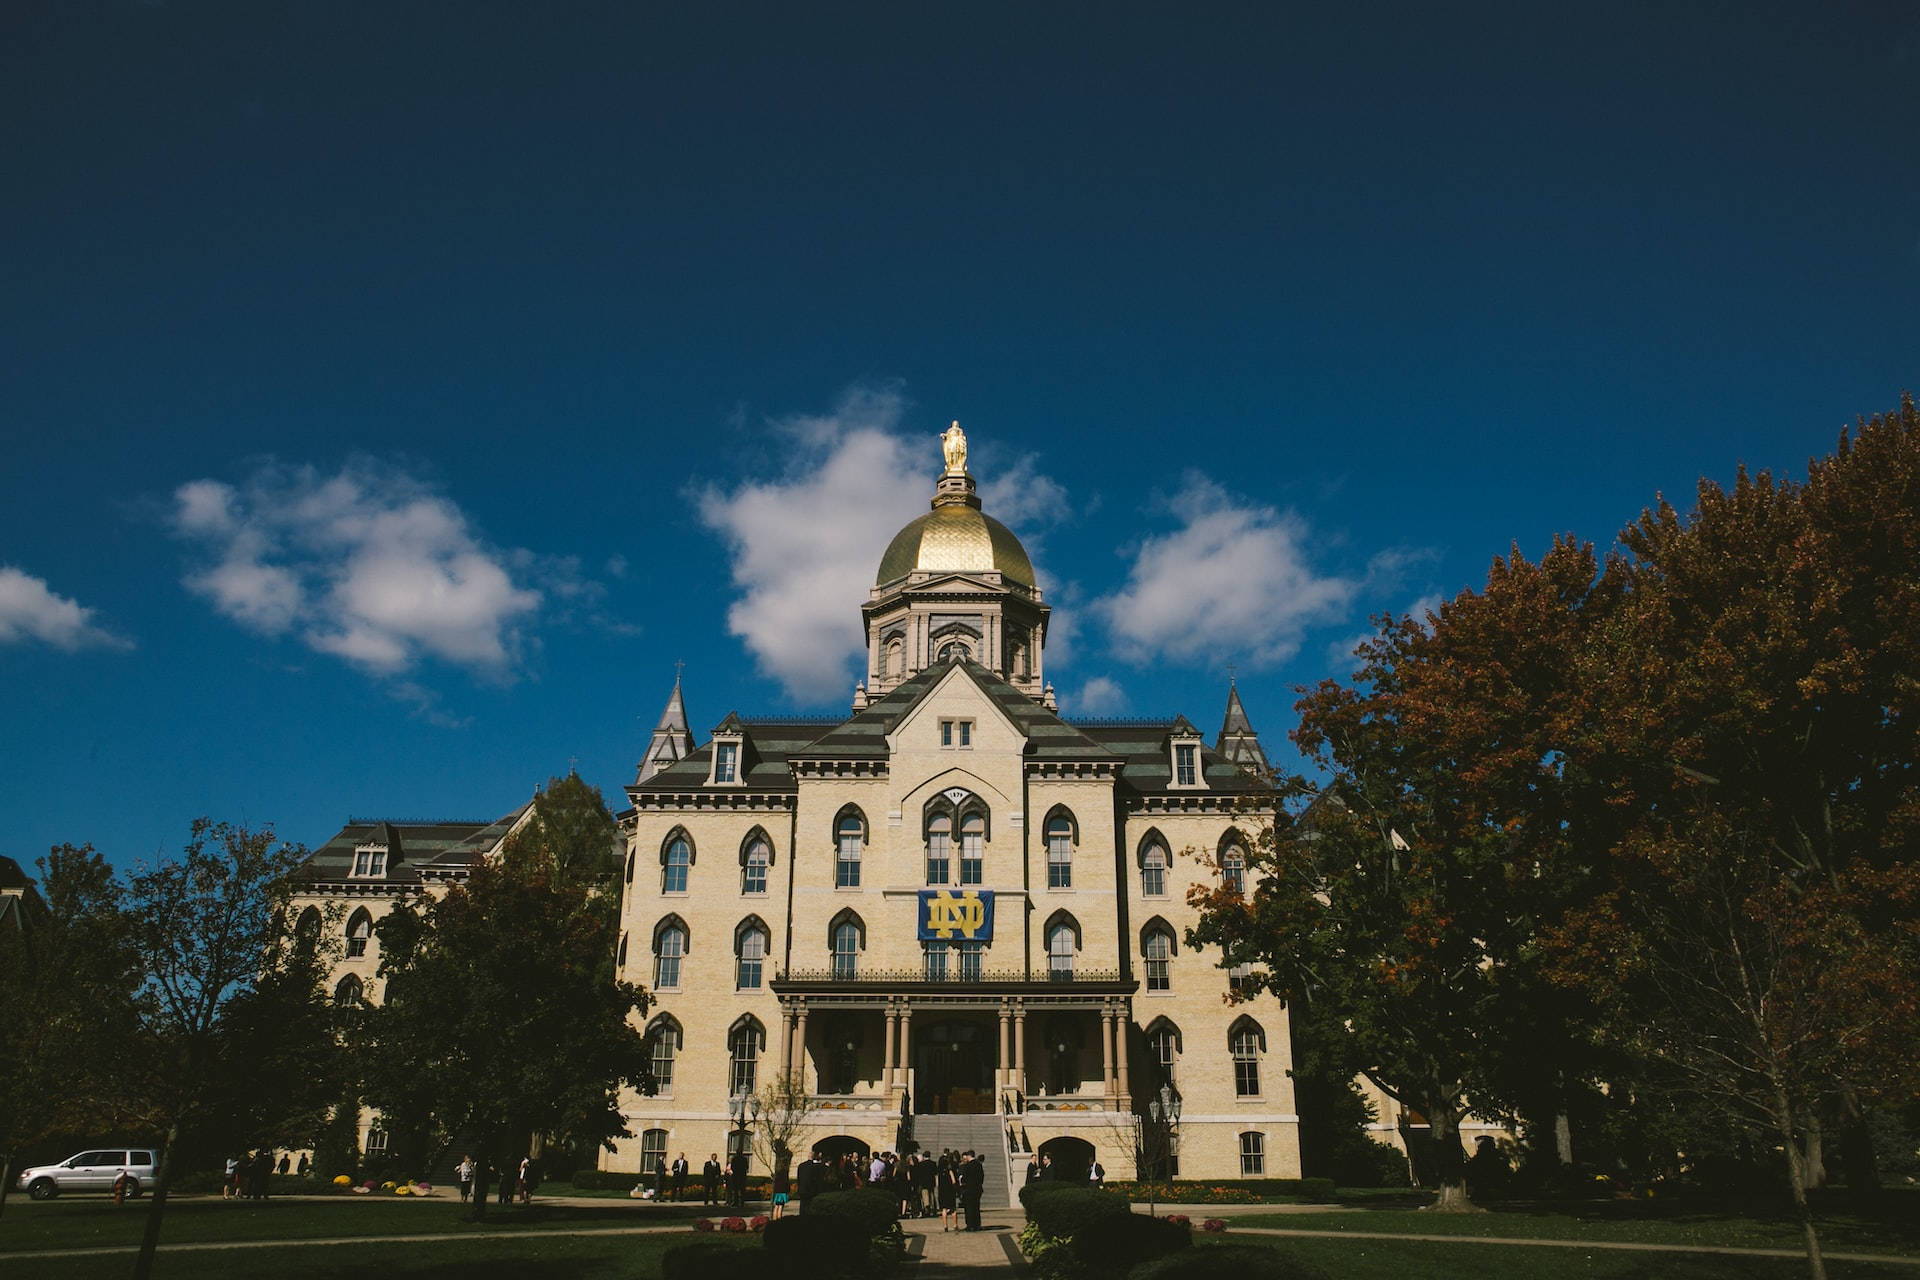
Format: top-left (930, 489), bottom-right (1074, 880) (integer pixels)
top-left (1800, 1113), bottom-right (1826, 1191)
top-left (1553, 1113), bottom-right (1574, 1167)
top-left (0, 1153), bottom-right (13, 1222)
top-left (468, 1134), bottom-right (492, 1222)
top-left (131, 1121), bottom-right (181, 1280)
top-left (1838, 1090), bottom-right (1880, 1195)
top-left (1421, 1106), bottom-right (1476, 1212)
top-left (1776, 1096), bottom-right (1828, 1280)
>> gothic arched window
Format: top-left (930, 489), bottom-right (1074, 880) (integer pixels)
top-left (835, 808), bottom-right (865, 888)
top-left (830, 911), bottom-right (864, 980)
top-left (646, 1016), bottom-right (682, 1092)
top-left (653, 917), bottom-right (688, 990)
top-left (741, 830), bottom-right (771, 896)
top-left (736, 918), bottom-right (769, 990)
top-left (959, 812), bottom-right (985, 885)
top-left (729, 1017), bottom-right (763, 1097)
top-left (1140, 838), bottom-right (1169, 899)
top-left (1045, 810), bottom-right (1074, 889)
top-left (661, 831), bottom-right (693, 894)
top-left (1142, 922), bottom-right (1175, 991)
top-left (1230, 1018), bottom-right (1265, 1097)
top-left (345, 908), bottom-right (373, 959)
top-left (1046, 913), bottom-right (1079, 981)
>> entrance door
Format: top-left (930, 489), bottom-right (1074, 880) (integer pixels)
top-left (914, 1018), bottom-right (995, 1113)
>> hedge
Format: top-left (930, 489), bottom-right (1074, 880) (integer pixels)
top-left (1019, 1185), bottom-right (1131, 1240)
top-left (571, 1169), bottom-right (639, 1190)
top-left (1128, 1244), bottom-right (1331, 1280)
top-left (804, 1187), bottom-right (901, 1240)
top-left (660, 1240), bottom-right (762, 1280)
top-left (1104, 1177), bottom-right (1338, 1202)
top-left (763, 1214), bottom-right (889, 1280)
top-left (1071, 1212), bottom-right (1189, 1271)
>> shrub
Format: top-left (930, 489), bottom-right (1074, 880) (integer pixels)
top-left (721, 1216), bottom-right (748, 1232)
top-left (1129, 1244), bottom-right (1331, 1280)
top-left (1201, 1218), bottom-right (1227, 1233)
top-left (749, 1214), bottom-right (770, 1232)
top-left (572, 1168), bottom-right (642, 1191)
top-left (660, 1240), bottom-right (761, 1280)
top-left (1021, 1186), bottom-right (1130, 1241)
top-left (806, 1187), bottom-right (900, 1239)
top-left (1165, 1213), bottom-right (1190, 1227)
top-left (763, 1213), bottom-right (884, 1280)
top-left (694, 1218), bottom-right (715, 1232)
top-left (1071, 1212), bottom-right (1190, 1271)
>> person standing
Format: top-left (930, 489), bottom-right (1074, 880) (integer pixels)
top-left (937, 1154), bottom-right (959, 1232)
top-left (794, 1149), bottom-right (822, 1215)
top-left (960, 1150), bottom-right (984, 1231)
top-left (652, 1154), bottom-right (667, 1202)
top-left (727, 1149), bottom-right (748, 1207)
top-left (703, 1153), bottom-right (722, 1205)
top-left (770, 1142), bottom-right (792, 1220)
top-left (1025, 1153), bottom-right (1040, 1185)
top-left (456, 1156), bottom-right (475, 1203)
top-left (1089, 1157), bottom-right (1104, 1188)
top-left (296, 1153), bottom-right (309, 1177)
top-left (671, 1152), bottom-right (688, 1202)
top-left (223, 1154), bottom-right (240, 1200)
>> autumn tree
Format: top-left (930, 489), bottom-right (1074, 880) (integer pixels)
top-left (0, 846), bottom-right (142, 1221)
top-left (360, 783), bottom-right (649, 1218)
top-left (123, 820), bottom-right (320, 1280)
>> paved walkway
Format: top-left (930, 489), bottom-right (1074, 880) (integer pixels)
top-left (903, 1216), bottom-right (1027, 1276)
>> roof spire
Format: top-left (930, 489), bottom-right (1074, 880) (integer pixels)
top-left (637, 666), bottom-right (693, 783)
top-left (1216, 679), bottom-right (1269, 775)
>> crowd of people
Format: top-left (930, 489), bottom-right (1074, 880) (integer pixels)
top-left (222, 1150), bottom-right (291, 1199)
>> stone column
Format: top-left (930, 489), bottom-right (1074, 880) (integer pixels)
top-left (779, 1005), bottom-right (794, 1075)
top-left (898, 1005), bottom-right (914, 1100)
top-left (997, 1003), bottom-right (1012, 1098)
top-left (883, 1005), bottom-right (898, 1091)
top-left (1012, 1002), bottom-right (1027, 1102)
top-left (794, 1003), bottom-right (810, 1093)
top-left (1114, 1001), bottom-right (1132, 1107)
top-left (1100, 1004), bottom-right (1117, 1102)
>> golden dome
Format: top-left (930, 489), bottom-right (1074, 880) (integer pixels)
top-left (876, 505), bottom-right (1037, 588)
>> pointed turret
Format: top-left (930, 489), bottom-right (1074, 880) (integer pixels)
top-left (1216, 679), bottom-right (1270, 775)
top-left (637, 670), bottom-right (693, 784)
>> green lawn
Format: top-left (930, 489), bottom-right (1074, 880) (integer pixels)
top-left (0, 1197), bottom-right (696, 1254)
top-left (1211, 1236), bottom-right (1919, 1280)
top-left (5, 1232), bottom-right (750, 1280)
top-left (1233, 1196), bottom-right (1920, 1257)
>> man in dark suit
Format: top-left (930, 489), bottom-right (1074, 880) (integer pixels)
top-left (959, 1150), bottom-right (985, 1230)
top-left (702, 1154), bottom-right (722, 1205)
top-left (794, 1150), bottom-right (824, 1214)
top-left (728, 1149), bottom-right (749, 1207)
top-left (671, 1153), bottom-right (689, 1201)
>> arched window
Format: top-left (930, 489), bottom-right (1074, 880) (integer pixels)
top-left (646, 1016), bottom-right (682, 1092)
top-left (886, 637), bottom-right (904, 678)
top-left (938, 640), bottom-right (970, 662)
top-left (729, 1017), bottom-right (763, 1096)
top-left (624, 845), bottom-right (636, 885)
top-left (333, 974), bottom-right (363, 1007)
top-left (925, 813), bottom-right (951, 885)
top-left (617, 931), bottom-right (629, 972)
top-left (653, 917), bottom-right (688, 990)
top-left (835, 808), bottom-right (865, 888)
top-left (295, 906), bottom-right (322, 945)
top-left (736, 918), bottom-right (769, 990)
top-left (959, 812), bottom-right (984, 885)
top-left (830, 911), bottom-right (864, 980)
top-left (1230, 1018), bottom-right (1265, 1097)
top-left (641, 1127), bottom-right (668, 1170)
top-left (661, 831), bottom-right (693, 894)
top-left (1045, 811), bottom-right (1074, 889)
top-left (1142, 921), bottom-right (1175, 992)
top-left (345, 908), bottom-right (373, 959)
top-left (1239, 1131), bottom-right (1266, 1175)
top-left (741, 831), bottom-right (771, 895)
top-left (1221, 838), bottom-right (1247, 896)
top-left (1139, 838), bottom-right (1169, 898)
top-left (1145, 1018), bottom-right (1181, 1088)
top-left (1046, 913), bottom-right (1079, 981)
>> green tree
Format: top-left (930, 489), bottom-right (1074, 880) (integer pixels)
top-left (360, 826), bottom-right (650, 1218)
top-left (502, 771), bottom-right (622, 887)
top-left (123, 820), bottom-right (316, 1280)
top-left (0, 845), bottom-right (141, 1220)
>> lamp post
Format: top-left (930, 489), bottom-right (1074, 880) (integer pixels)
top-left (1144, 1084), bottom-right (1182, 1217)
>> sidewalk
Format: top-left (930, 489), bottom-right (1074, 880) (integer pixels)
top-left (903, 1216), bottom-right (1027, 1276)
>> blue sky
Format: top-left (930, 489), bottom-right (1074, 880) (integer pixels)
top-left (3, 2), bottom-right (1915, 872)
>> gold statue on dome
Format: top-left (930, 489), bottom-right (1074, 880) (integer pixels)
top-left (941, 421), bottom-right (968, 475)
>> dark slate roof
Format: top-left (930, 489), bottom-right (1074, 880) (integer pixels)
top-left (0, 854), bottom-right (30, 890)
top-left (289, 808), bottom-right (528, 887)
top-left (630, 659), bottom-right (1270, 799)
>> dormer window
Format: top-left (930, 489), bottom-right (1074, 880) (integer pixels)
top-left (1169, 729), bottom-right (1207, 790)
top-left (351, 846), bottom-right (388, 878)
top-left (715, 742), bottom-right (739, 784)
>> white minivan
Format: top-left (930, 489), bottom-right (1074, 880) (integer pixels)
top-left (17, 1148), bottom-right (158, 1199)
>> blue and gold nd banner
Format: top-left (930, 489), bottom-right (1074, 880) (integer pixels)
top-left (917, 889), bottom-right (994, 942)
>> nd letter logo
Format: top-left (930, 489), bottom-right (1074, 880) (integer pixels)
top-left (925, 891), bottom-right (986, 940)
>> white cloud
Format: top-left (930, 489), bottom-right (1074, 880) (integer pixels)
top-left (697, 387), bottom-right (1070, 703)
top-left (169, 460), bottom-right (545, 679)
top-left (1095, 474), bottom-right (1359, 668)
top-left (0, 566), bottom-right (133, 651)
top-left (1069, 675), bottom-right (1129, 715)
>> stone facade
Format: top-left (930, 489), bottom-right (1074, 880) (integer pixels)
top-left (611, 431), bottom-right (1299, 1192)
